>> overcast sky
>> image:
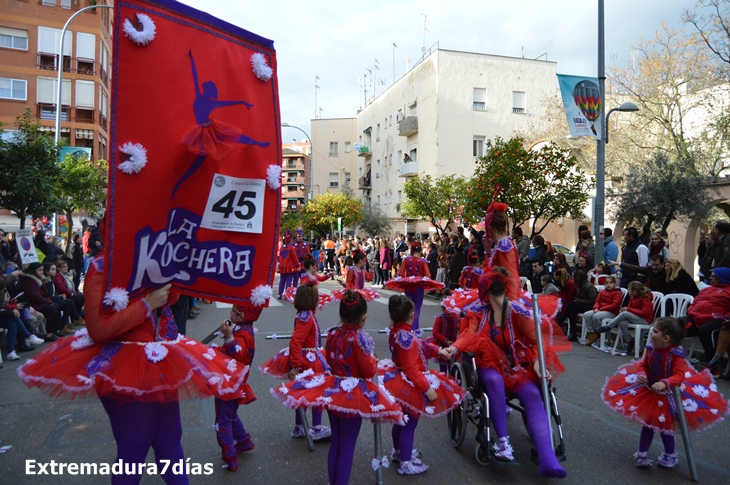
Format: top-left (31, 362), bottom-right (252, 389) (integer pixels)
top-left (179, 0), bottom-right (694, 144)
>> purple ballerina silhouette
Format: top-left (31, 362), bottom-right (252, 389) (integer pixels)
top-left (173, 50), bottom-right (269, 197)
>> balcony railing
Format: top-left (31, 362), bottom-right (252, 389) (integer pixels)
top-left (100, 68), bottom-right (109, 87)
top-left (37, 103), bottom-right (69, 121)
top-left (77, 58), bottom-right (95, 75)
top-left (37, 53), bottom-right (71, 72)
top-left (512, 107), bottom-right (526, 114)
top-left (357, 145), bottom-right (372, 157)
top-left (284, 161), bottom-right (305, 171)
top-left (358, 172), bottom-right (372, 190)
top-left (398, 116), bottom-right (418, 136)
top-left (398, 161), bottom-right (418, 177)
top-left (98, 112), bottom-right (108, 131)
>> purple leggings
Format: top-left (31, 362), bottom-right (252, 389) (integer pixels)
top-left (278, 273), bottom-right (296, 296)
top-left (476, 367), bottom-right (566, 478)
top-left (100, 397), bottom-right (188, 485)
top-left (639, 426), bottom-right (674, 454)
top-left (214, 398), bottom-right (248, 460)
top-left (404, 287), bottom-right (425, 332)
top-left (296, 407), bottom-right (322, 427)
top-left (392, 412), bottom-right (419, 464)
top-left (327, 412), bottom-right (362, 485)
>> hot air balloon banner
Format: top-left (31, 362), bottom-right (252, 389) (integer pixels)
top-left (557, 74), bottom-right (603, 140)
top-left (103, 0), bottom-right (281, 306)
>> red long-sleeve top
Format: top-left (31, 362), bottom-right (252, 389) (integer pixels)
top-left (345, 266), bottom-right (372, 289)
top-left (638, 344), bottom-right (686, 388)
top-left (398, 256), bottom-right (431, 278)
top-left (626, 296), bottom-right (655, 324)
top-left (300, 271), bottom-right (330, 286)
top-left (557, 279), bottom-right (576, 309)
top-left (432, 312), bottom-right (459, 345)
top-left (289, 310), bottom-right (322, 370)
top-left (389, 322), bottom-right (430, 393)
top-left (279, 242), bottom-right (300, 274)
top-left (325, 322), bottom-right (377, 379)
top-left (219, 322), bottom-right (255, 382)
top-left (593, 288), bottom-right (623, 314)
top-left (53, 273), bottom-right (74, 297)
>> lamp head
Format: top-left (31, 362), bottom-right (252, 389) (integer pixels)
top-left (282, 122), bottom-right (291, 127)
top-left (617, 102), bottom-right (639, 112)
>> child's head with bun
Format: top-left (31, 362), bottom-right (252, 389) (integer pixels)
top-left (388, 294), bottom-right (415, 326)
top-left (339, 289), bottom-right (368, 327)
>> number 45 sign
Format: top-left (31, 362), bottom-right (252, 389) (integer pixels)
top-left (201, 174), bottom-right (265, 234)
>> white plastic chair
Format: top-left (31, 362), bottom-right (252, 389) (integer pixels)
top-left (579, 286), bottom-right (607, 341)
top-left (595, 274), bottom-right (610, 286)
top-left (612, 291), bottom-right (663, 358)
top-left (599, 287), bottom-right (630, 349)
top-left (520, 276), bottom-right (532, 293)
top-left (643, 293), bottom-right (695, 355)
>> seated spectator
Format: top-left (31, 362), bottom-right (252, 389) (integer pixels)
top-left (597, 281), bottom-right (654, 353)
top-left (531, 260), bottom-right (550, 294)
top-left (0, 304), bottom-right (44, 360)
top-left (573, 253), bottom-right (594, 274)
top-left (529, 235), bottom-right (549, 266)
top-left (541, 274), bottom-right (558, 295)
top-left (19, 263), bottom-right (69, 340)
top-left (552, 253), bottom-right (572, 276)
top-left (587, 262), bottom-right (611, 285)
top-left (582, 275), bottom-right (623, 346)
top-left (53, 260), bottom-right (85, 316)
top-left (680, 267), bottom-right (730, 362)
top-left (664, 258), bottom-right (699, 297)
top-left (553, 268), bottom-right (576, 317)
top-left (648, 233), bottom-right (670, 259)
top-left (556, 270), bottom-right (597, 342)
top-left (611, 254), bottom-right (669, 294)
top-left (43, 262), bottom-right (84, 327)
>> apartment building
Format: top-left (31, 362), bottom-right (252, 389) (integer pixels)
top-left (310, 117), bottom-right (359, 198)
top-left (0, 0), bottom-right (113, 159)
top-left (280, 147), bottom-right (310, 213)
top-left (338, 48), bottom-right (558, 235)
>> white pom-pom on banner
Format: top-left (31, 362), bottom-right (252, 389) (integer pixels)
top-left (251, 284), bottom-right (273, 306)
top-left (251, 52), bottom-right (273, 81)
top-left (266, 165), bottom-right (281, 190)
top-left (118, 142), bottom-right (148, 174)
top-left (104, 287), bottom-right (129, 312)
top-left (123, 13), bottom-right (156, 46)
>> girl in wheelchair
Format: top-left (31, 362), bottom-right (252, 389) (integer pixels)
top-left (441, 268), bottom-right (569, 478)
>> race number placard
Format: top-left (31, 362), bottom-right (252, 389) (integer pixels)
top-left (201, 174), bottom-right (265, 233)
top-left (103, 0), bottom-right (281, 306)
top-left (16, 229), bottom-right (39, 265)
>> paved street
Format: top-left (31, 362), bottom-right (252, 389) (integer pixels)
top-left (1, 278), bottom-right (729, 484)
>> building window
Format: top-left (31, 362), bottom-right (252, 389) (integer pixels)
top-left (376, 195), bottom-right (381, 205)
top-left (388, 154), bottom-right (392, 166)
top-left (345, 172), bottom-right (351, 183)
top-left (376, 123), bottom-right (380, 141)
top-left (0, 78), bottom-right (27, 100)
top-left (397, 190), bottom-right (402, 203)
top-left (329, 172), bottom-right (339, 188)
top-left (76, 32), bottom-right (96, 75)
top-left (38, 27), bottom-right (72, 71)
top-left (473, 136), bottom-right (485, 157)
top-left (408, 101), bottom-right (417, 117)
top-left (329, 142), bottom-right (339, 157)
top-left (397, 150), bottom-right (402, 165)
top-left (287, 186), bottom-right (298, 192)
top-left (409, 144), bottom-right (417, 163)
top-left (473, 88), bottom-right (486, 110)
top-left (397, 109), bottom-right (403, 122)
top-left (61, 0), bottom-right (71, 8)
top-left (513, 91), bottom-right (526, 113)
top-left (376, 159), bottom-right (381, 174)
top-left (41, 0), bottom-right (56, 6)
top-left (389, 115), bottom-right (393, 126)
top-left (344, 141), bottom-right (351, 153)
top-left (384, 117), bottom-right (388, 128)
top-left (0, 27), bottom-right (28, 50)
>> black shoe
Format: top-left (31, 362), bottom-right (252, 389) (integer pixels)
top-left (624, 340), bottom-right (635, 353)
top-left (44, 334), bottom-right (59, 342)
top-left (53, 330), bottom-right (69, 338)
top-left (596, 326), bottom-right (611, 333)
top-left (17, 344), bottom-right (36, 352)
top-left (186, 313), bottom-right (198, 320)
top-left (567, 333), bottom-right (578, 342)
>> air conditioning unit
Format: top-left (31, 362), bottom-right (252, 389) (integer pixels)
top-left (376, 173), bottom-right (380, 178)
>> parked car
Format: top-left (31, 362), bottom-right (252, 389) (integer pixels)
top-left (552, 244), bottom-right (576, 265)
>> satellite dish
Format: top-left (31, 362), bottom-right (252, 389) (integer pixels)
top-left (354, 142), bottom-right (361, 151)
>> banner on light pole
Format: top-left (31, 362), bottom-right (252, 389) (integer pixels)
top-left (557, 74), bottom-right (602, 140)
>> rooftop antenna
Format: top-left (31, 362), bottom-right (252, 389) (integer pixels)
top-left (315, 75), bottom-right (320, 119)
top-left (421, 13), bottom-right (435, 55)
top-left (392, 42), bottom-right (398, 85)
top-left (374, 59), bottom-right (380, 96)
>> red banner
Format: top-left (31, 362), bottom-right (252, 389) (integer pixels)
top-left (104, 0), bottom-right (281, 305)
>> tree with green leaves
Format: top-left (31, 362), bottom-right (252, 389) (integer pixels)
top-left (401, 174), bottom-right (469, 240)
top-left (464, 136), bottom-right (592, 238)
top-left (280, 211), bottom-right (304, 234)
top-left (302, 192), bottom-right (362, 237)
top-left (54, 154), bottom-right (107, 251)
top-left (608, 152), bottom-right (716, 239)
top-left (0, 109), bottom-right (62, 229)
top-left (358, 203), bottom-right (392, 237)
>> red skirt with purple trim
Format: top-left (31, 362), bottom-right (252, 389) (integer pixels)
top-left (283, 285), bottom-right (333, 310)
top-left (602, 362), bottom-right (728, 433)
top-left (384, 276), bottom-right (444, 293)
top-left (259, 347), bottom-right (329, 379)
top-left (270, 371), bottom-right (405, 423)
top-left (376, 360), bottom-right (464, 418)
top-left (16, 329), bottom-right (252, 404)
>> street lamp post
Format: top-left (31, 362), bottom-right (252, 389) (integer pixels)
top-left (282, 123), bottom-right (313, 237)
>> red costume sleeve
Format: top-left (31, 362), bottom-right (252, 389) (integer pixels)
top-left (432, 315), bottom-right (446, 344)
top-left (345, 269), bottom-right (355, 289)
top-left (365, 270), bottom-right (374, 282)
top-left (289, 314), bottom-right (313, 369)
top-left (356, 343), bottom-right (378, 380)
top-left (316, 273), bottom-right (330, 283)
top-left (84, 272), bottom-right (149, 342)
top-left (396, 335), bottom-right (430, 393)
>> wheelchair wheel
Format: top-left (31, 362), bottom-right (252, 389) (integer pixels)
top-left (447, 362), bottom-right (468, 449)
top-left (475, 442), bottom-right (491, 466)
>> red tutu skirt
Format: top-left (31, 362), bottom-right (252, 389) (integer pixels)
top-left (602, 362), bottom-right (729, 433)
top-left (442, 288), bottom-right (479, 315)
top-left (330, 287), bottom-right (381, 303)
top-left (181, 119), bottom-right (243, 160)
top-left (278, 261), bottom-right (299, 275)
top-left (270, 370), bottom-right (405, 424)
top-left (259, 347), bottom-right (329, 379)
top-left (283, 285), bottom-right (333, 310)
top-left (16, 329), bottom-right (252, 404)
top-left (377, 360), bottom-right (464, 418)
top-left (384, 276), bottom-right (444, 293)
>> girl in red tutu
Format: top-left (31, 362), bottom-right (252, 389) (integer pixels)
top-left (283, 258), bottom-right (333, 309)
top-left (277, 230), bottom-right (300, 299)
top-left (459, 248), bottom-right (483, 289)
top-left (259, 284), bottom-right (331, 440)
top-left (380, 295), bottom-right (465, 475)
top-left (385, 246), bottom-right (443, 335)
top-left (213, 301), bottom-right (263, 471)
top-left (270, 290), bottom-right (403, 485)
top-left (17, 251), bottom-right (252, 484)
top-left (602, 317), bottom-right (728, 468)
top-left (441, 268), bottom-right (569, 478)
top-left (331, 253), bottom-right (380, 303)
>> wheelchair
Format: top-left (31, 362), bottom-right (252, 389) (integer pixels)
top-left (446, 353), bottom-right (566, 467)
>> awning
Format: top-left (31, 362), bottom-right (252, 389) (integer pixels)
top-left (286, 197), bottom-right (303, 200)
top-left (38, 126), bottom-right (70, 133)
top-left (76, 129), bottom-right (94, 139)
top-left (363, 126), bottom-right (372, 133)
